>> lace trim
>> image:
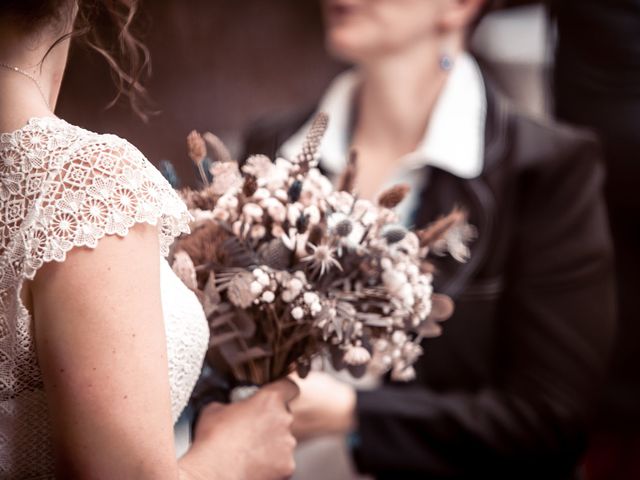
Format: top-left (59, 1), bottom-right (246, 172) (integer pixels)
top-left (0, 117), bottom-right (191, 280)
top-left (0, 117), bottom-right (204, 479)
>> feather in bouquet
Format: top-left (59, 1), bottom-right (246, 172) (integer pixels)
top-left (171, 114), bottom-right (475, 389)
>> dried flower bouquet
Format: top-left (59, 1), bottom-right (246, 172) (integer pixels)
top-left (171, 114), bottom-right (474, 388)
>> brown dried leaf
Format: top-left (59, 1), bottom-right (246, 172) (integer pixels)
top-left (337, 149), bottom-right (359, 193)
top-left (180, 186), bottom-right (219, 211)
top-left (243, 174), bottom-right (258, 197)
top-left (175, 221), bottom-right (227, 273)
top-left (416, 207), bottom-right (467, 248)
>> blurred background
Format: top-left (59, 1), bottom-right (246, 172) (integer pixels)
top-left (57, 0), bottom-right (543, 185)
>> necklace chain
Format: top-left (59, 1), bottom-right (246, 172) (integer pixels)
top-left (0, 63), bottom-right (51, 110)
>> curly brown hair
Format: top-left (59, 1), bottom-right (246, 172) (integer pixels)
top-left (2, 0), bottom-right (151, 120)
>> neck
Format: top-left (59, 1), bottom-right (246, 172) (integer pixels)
top-left (0, 20), bottom-right (72, 131)
top-left (352, 37), bottom-right (463, 158)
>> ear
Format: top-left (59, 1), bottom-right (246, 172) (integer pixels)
top-left (438, 0), bottom-right (487, 33)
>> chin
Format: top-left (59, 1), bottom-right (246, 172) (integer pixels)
top-left (325, 27), bottom-right (375, 64)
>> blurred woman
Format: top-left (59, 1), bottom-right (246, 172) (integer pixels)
top-left (242, 0), bottom-right (616, 478)
top-left (0, 1), bottom-right (297, 478)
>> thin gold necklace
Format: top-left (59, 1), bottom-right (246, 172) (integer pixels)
top-left (0, 63), bottom-right (51, 110)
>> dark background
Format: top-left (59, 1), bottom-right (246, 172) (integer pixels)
top-left (56, 0), bottom-right (537, 186)
top-left (57, 0), bottom-right (343, 186)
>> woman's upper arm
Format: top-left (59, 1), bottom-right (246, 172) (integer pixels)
top-left (31, 223), bottom-right (179, 479)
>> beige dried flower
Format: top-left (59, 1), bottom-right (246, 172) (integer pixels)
top-left (344, 344), bottom-right (371, 366)
top-left (302, 243), bottom-right (342, 276)
top-left (432, 222), bottom-right (478, 262)
top-left (211, 161), bottom-right (242, 196)
top-left (243, 155), bottom-right (275, 179)
top-left (391, 365), bottom-right (416, 382)
top-left (172, 250), bottom-right (197, 291)
top-left (227, 271), bottom-right (259, 308)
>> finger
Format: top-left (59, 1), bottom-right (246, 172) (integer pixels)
top-left (262, 378), bottom-right (300, 404)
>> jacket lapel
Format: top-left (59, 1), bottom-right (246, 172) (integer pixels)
top-left (411, 80), bottom-right (509, 299)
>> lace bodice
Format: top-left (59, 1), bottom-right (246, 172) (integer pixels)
top-left (0, 117), bottom-right (209, 479)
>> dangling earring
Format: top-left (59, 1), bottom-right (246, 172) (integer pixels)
top-left (439, 37), bottom-right (455, 71)
top-left (439, 53), bottom-right (454, 71)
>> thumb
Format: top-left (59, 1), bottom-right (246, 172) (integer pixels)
top-left (262, 378), bottom-right (300, 404)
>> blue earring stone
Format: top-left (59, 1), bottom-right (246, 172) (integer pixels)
top-left (440, 54), bottom-right (454, 71)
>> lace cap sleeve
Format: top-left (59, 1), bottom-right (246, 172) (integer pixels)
top-left (22, 132), bottom-right (191, 279)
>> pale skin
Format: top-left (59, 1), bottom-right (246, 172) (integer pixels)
top-left (290, 0), bottom-right (486, 440)
top-left (0, 3), bottom-right (297, 479)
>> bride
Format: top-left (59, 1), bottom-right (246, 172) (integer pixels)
top-left (0, 1), bottom-right (297, 479)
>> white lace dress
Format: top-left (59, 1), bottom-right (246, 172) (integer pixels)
top-left (0, 117), bottom-right (210, 479)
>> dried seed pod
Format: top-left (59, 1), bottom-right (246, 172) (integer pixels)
top-left (378, 183), bottom-right (411, 209)
top-left (288, 180), bottom-right (303, 202)
top-left (382, 225), bottom-right (408, 244)
top-left (187, 130), bottom-right (207, 164)
top-left (187, 130), bottom-right (209, 186)
top-left (259, 239), bottom-right (292, 270)
top-left (296, 213), bottom-right (310, 234)
top-left (296, 113), bottom-right (329, 166)
top-left (243, 174), bottom-right (258, 197)
top-left (334, 219), bottom-right (353, 237)
top-left (344, 344), bottom-right (372, 366)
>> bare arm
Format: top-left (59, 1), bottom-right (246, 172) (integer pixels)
top-left (31, 223), bottom-right (298, 479)
top-left (32, 223), bottom-right (180, 478)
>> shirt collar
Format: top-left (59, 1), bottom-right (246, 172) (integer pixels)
top-left (280, 53), bottom-right (487, 180)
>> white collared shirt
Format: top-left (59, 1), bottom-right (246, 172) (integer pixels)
top-left (280, 53), bottom-right (487, 225)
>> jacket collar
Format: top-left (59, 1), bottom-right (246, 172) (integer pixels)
top-left (280, 53), bottom-right (487, 180)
